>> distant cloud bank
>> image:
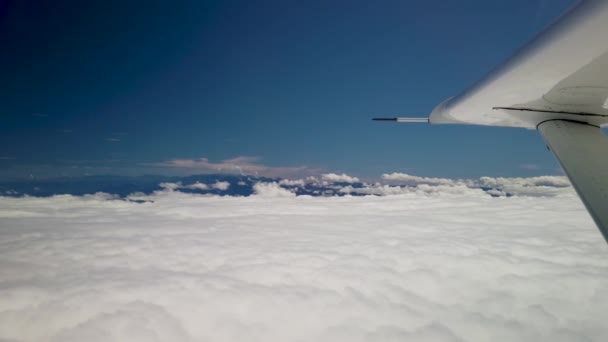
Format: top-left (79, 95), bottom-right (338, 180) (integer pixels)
top-left (147, 173), bottom-right (575, 199)
top-left (149, 156), bottom-right (318, 178)
top-left (1, 172), bottom-right (575, 199)
top-left (321, 173), bottom-right (360, 183)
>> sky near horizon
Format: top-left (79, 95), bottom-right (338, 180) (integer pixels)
top-left (0, 0), bottom-right (579, 179)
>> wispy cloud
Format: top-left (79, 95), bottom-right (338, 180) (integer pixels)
top-left (149, 156), bottom-right (319, 178)
top-left (105, 138), bottom-right (121, 142)
top-left (520, 163), bottom-right (541, 170)
top-left (382, 173), bottom-right (455, 185)
top-left (57, 159), bottom-right (123, 165)
top-left (0, 157), bottom-right (15, 160)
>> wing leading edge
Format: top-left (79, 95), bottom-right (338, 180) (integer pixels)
top-left (378, 0), bottom-right (608, 241)
top-left (429, 0), bottom-right (608, 129)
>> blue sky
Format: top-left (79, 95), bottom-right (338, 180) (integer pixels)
top-left (0, 0), bottom-right (579, 179)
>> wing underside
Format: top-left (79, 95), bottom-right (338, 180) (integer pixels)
top-left (538, 120), bottom-right (608, 240)
top-left (428, 0), bottom-right (608, 241)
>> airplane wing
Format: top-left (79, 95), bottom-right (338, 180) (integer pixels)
top-left (429, 0), bottom-right (608, 129)
top-left (378, 0), bottom-right (608, 241)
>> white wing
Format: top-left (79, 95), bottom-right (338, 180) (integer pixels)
top-left (430, 0), bottom-right (608, 129)
top-left (420, 0), bottom-right (608, 241)
top-left (538, 120), bottom-right (608, 239)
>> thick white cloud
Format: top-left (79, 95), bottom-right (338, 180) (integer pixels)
top-left (212, 181), bottom-right (230, 191)
top-left (372, 174), bottom-right (573, 198)
top-left (159, 181), bottom-right (182, 191)
top-left (321, 173), bottom-right (360, 183)
top-left (253, 182), bottom-right (295, 197)
top-left (184, 181), bottom-right (209, 190)
top-left (0, 186), bottom-right (607, 342)
top-left (477, 176), bottom-right (571, 197)
top-left (339, 183), bottom-right (481, 196)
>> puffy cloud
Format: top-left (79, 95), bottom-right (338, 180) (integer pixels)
top-left (278, 179), bottom-right (306, 186)
top-left (159, 182), bottom-right (182, 191)
top-left (252, 182), bottom-right (295, 197)
top-left (212, 181), bottom-right (230, 191)
top-left (478, 175), bottom-right (570, 188)
top-left (477, 176), bottom-right (572, 197)
top-left (184, 181), bottom-right (209, 190)
top-left (0, 187), bottom-right (607, 341)
top-left (321, 173), bottom-right (360, 183)
top-left (371, 174), bottom-right (572, 198)
top-left (339, 183), bottom-right (481, 197)
top-left (158, 181), bottom-right (229, 192)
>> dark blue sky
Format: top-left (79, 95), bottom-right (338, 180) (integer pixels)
top-left (0, 0), bottom-right (579, 179)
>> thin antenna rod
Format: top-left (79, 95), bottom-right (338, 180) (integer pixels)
top-left (373, 117), bottom-right (429, 123)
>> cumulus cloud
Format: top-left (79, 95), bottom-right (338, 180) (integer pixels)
top-left (369, 173), bottom-right (572, 198)
top-left (477, 175), bottom-right (570, 188)
top-left (158, 181), bottom-right (230, 192)
top-left (278, 179), bottom-right (306, 186)
top-left (339, 183), bottom-right (479, 196)
top-left (253, 182), bottom-right (295, 197)
top-left (321, 173), bottom-right (360, 183)
top-left (212, 181), bottom-right (230, 191)
top-left (159, 181), bottom-right (182, 191)
top-left (477, 176), bottom-right (572, 197)
top-left (184, 181), bottom-right (209, 190)
top-left (0, 186), bottom-right (607, 341)
top-left (149, 156), bottom-right (318, 178)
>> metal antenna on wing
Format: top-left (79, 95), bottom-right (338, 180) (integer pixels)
top-left (372, 117), bottom-right (429, 123)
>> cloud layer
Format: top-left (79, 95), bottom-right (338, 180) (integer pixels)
top-left (0, 182), bottom-right (607, 341)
